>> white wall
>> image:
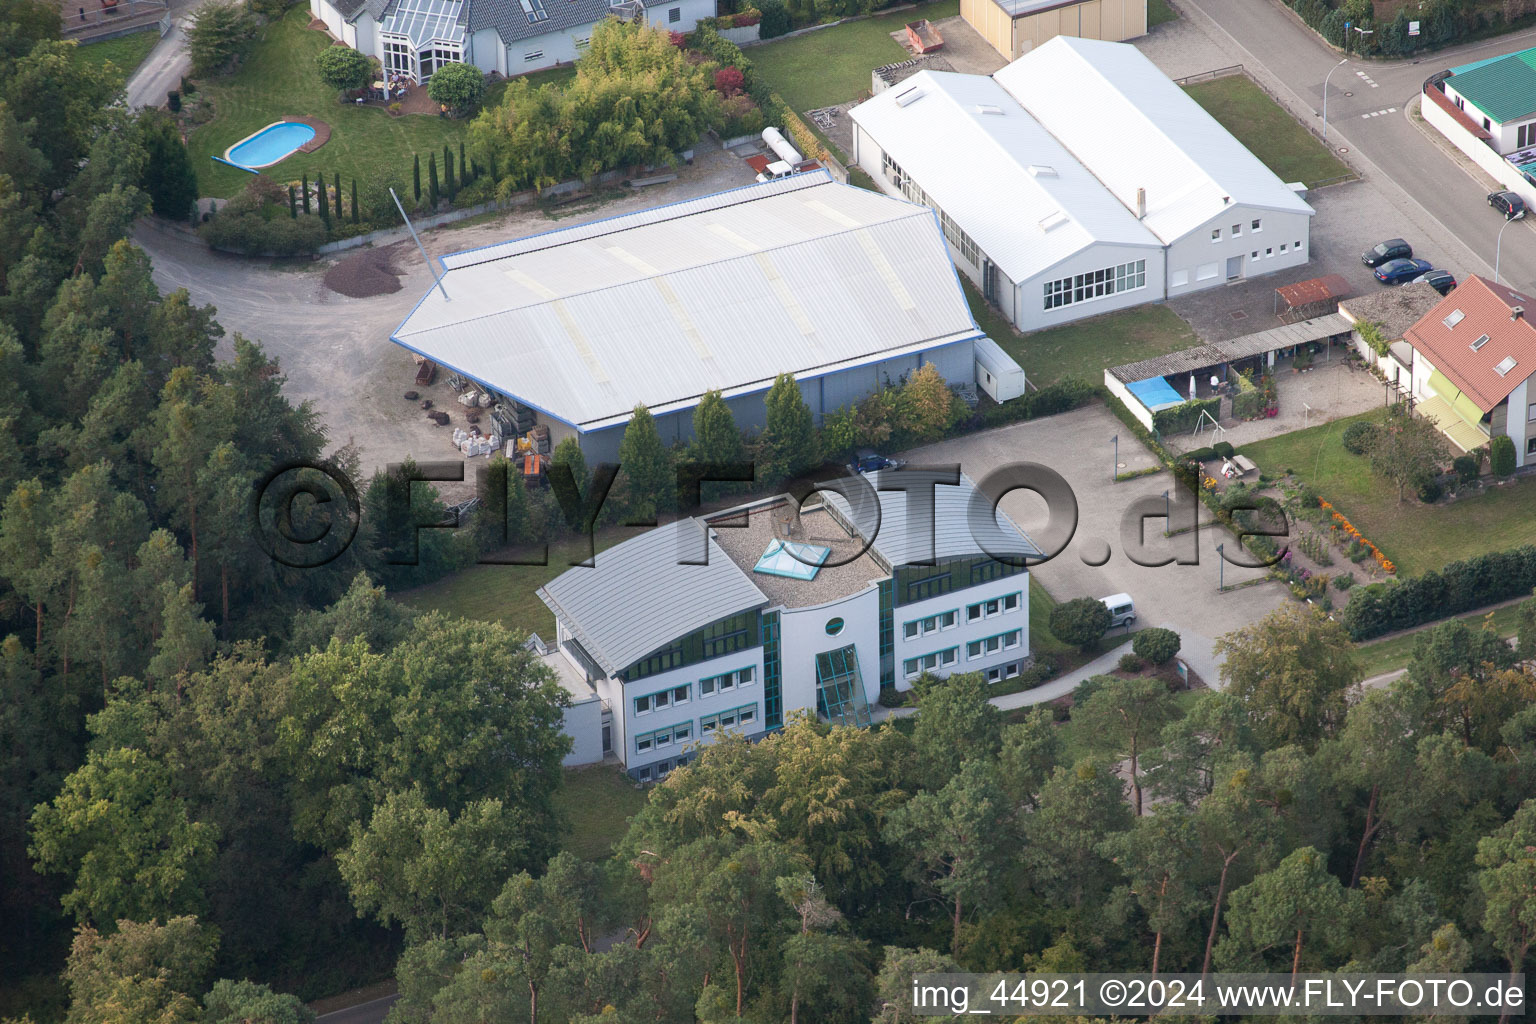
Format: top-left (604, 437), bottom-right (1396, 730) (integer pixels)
top-left (778, 588), bottom-right (882, 716)
top-left (619, 646), bottom-right (767, 771)
top-left (1164, 207), bottom-right (1310, 298)
top-left (470, 27), bottom-right (505, 74)
top-left (504, 26), bottom-right (582, 74)
top-left (312, 0), bottom-right (345, 38)
top-left (1443, 81), bottom-right (1526, 151)
top-left (561, 697), bottom-right (605, 766)
top-left (891, 574), bottom-right (1030, 691)
top-left (1424, 93), bottom-right (1536, 213)
top-left (1012, 242), bottom-right (1166, 333)
top-left (350, 11), bottom-right (373, 54)
top-left (1104, 370), bottom-right (1154, 429)
top-left (1510, 377), bottom-right (1532, 467)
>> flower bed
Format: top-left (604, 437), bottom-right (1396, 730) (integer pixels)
top-left (1319, 499), bottom-right (1395, 575)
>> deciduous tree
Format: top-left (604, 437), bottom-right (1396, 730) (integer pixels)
top-left (1216, 605), bottom-right (1359, 748)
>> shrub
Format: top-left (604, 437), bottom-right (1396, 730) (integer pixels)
top-left (428, 62), bottom-right (485, 116)
top-left (186, 0), bottom-right (258, 76)
top-left (1342, 421), bottom-right (1376, 455)
top-left (1296, 485), bottom-right (1322, 508)
top-left (713, 66), bottom-right (745, 96)
top-left (1118, 653), bottom-right (1144, 673)
top-left (200, 211), bottom-right (326, 255)
top-left (1453, 454), bottom-right (1480, 484)
top-left (1050, 597), bottom-right (1112, 652)
top-left (1152, 396), bottom-right (1220, 434)
top-left (316, 45), bottom-right (374, 92)
top-left (1132, 627), bottom-right (1181, 666)
top-left (1491, 434), bottom-right (1517, 477)
top-left (1213, 441), bottom-right (1235, 459)
top-left (877, 688), bottom-right (910, 708)
top-left (758, 0), bottom-right (791, 37)
top-left (1333, 572), bottom-right (1355, 591)
top-left (180, 76), bottom-right (196, 96)
top-left (1184, 447), bottom-right (1216, 463)
top-left (1418, 478), bottom-right (1443, 503)
top-left (167, 89), bottom-right (182, 112)
top-left (1019, 656), bottom-right (1057, 689)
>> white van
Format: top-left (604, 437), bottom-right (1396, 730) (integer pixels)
top-left (1101, 593), bottom-right (1136, 629)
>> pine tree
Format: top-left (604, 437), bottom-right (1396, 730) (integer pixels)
top-left (318, 175), bottom-right (329, 224)
top-left (350, 178), bottom-right (359, 224)
top-left (301, 173), bottom-right (310, 214)
top-left (459, 141), bottom-right (468, 184)
top-left (428, 153), bottom-right (439, 208)
top-left (288, 185), bottom-right (296, 219)
top-left (334, 173), bottom-right (343, 220)
top-left (413, 153), bottom-right (422, 203)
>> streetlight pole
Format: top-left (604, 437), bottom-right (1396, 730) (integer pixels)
top-left (1323, 57), bottom-right (1348, 142)
top-left (1496, 208), bottom-right (1526, 285)
top-left (1112, 434), bottom-right (1119, 483)
top-left (1216, 542), bottom-right (1226, 592)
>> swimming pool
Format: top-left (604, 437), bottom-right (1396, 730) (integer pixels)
top-left (220, 121), bottom-right (317, 171)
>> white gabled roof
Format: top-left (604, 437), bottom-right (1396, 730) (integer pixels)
top-left (391, 172), bottom-right (981, 432)
top-left (849, 71), bottom-right (1161, 284)
top-left (994, 37), bottom-right (1313, 246)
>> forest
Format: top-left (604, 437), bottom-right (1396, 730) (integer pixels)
top-left (4, 0), bottom-right (1536, 1020)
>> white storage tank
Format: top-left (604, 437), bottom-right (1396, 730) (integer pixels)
top-left (762, 127), bottom-right (804, 167)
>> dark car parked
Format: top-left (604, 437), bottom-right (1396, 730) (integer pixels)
top-left (1375, 258), bottom-right (1433, 285)
top-left (1408, 269), bottom-right (1457, 296)
top-left (849, 448), bottom-right (905, 474)
top-left (1489, 191), bottom-right (1527, 219)
top-left (1362, 238), bottom-right (1413, 267)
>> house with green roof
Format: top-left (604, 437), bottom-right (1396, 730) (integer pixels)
top-left (1444, 45), bottom-right (1536, 154)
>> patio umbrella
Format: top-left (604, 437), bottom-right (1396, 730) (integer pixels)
top-left (1189, 374), bottom-right (1197, 400)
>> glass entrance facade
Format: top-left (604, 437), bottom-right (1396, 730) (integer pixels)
top-left (814, 645), bottom-right (871, 728)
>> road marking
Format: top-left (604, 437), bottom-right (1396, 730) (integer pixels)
top-left (1356, 69), bottom-right (1379, 88)
top-left (1360, 107), bottom-right (1397, 118)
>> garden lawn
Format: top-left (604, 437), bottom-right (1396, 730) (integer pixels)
top-left (556, 764), bottom-right (647, 861)
top-left (1148, 0), bottom-right (1177, 27)
top-left (76, 28), bottom-right (159, 79)
top-left (1352, 601), bottom-right (1526, 680)
top-left (187, 6), bottom-right (475, 198)
top-left (396, 531), bottom-right (628, 640)
top-left (748, 0), bottom-right (960, 113)
top-left (1241, 409), bottom-right (1536, 577)
top-left (969, 277), bottom-right (1198, 387)
top-left (1184, 76), bottom-right (1351, 187)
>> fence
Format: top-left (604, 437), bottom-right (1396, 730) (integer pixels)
top-left (61, 0), bottom-right (167, 40)
top-left (1173, 64), bottom-right (1243, 86)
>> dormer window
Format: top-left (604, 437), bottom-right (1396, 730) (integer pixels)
top-left (1444, 309), bottom-right (1465, 329)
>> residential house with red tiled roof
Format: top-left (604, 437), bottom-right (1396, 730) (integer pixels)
top-left (1402, 275), bottom-right (1536, 466)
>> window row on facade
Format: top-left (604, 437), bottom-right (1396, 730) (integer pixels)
top-left (1042, 259), bottom-right (1146, 311)
top-left (634, 664), bottom-right (756, 717)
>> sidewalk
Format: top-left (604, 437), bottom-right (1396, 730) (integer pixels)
top-left (869, 623), bottom-right (1224, 721)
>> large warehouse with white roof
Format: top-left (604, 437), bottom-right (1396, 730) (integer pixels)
top-left (391, 171), bottom-right (1001, 462)
top-left (850, 36), bottom-right (1315, 331)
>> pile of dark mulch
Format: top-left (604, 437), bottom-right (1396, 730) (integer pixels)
top-left (324, 244), bottom-right (403, 298)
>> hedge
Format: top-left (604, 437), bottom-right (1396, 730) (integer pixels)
top-left (979, 377), bottom-right (1098, 427)
top-left (1152, 396), bottom-right (1221, 435)
top-left (1284, 0), bottom-right (1482, 57)
top-left (1339, 545), bottom-right (1536, 640)
top-left (1232, 373), bottom-right (1265, 420)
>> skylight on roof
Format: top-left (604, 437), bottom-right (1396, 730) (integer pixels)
top-left (1038, 210), bottom-right (1069, 232)
top-left (1444, 309), bottom-right (1466, 329)
top-left (893, 86), bottom-right (924, 107)
top-left (1496, 355), bottom-right (1518, 376)
top-left (519, 0), bottom-right (547, 22)
top-left (753, 539), bottom-right (830, 580)
top-left (1028, 164), bottom-right (1057, 177)
top-left (1472, 333), bottom-right (1491, 351)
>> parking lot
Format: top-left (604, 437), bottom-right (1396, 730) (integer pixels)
top-left (1169, 180), bottom-right (1484, 342)
top-left (898, 404), bottom-right (1287, 664)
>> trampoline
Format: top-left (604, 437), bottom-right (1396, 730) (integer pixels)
top-left (753, 539), bottom-right (831, 580)
top-left (1125, 375), bottom-right (1186, 412)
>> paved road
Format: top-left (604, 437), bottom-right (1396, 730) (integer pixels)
top-left (124, 18), bottom-right (190, 110)
top-left (315, 994), bottom-right (399, 1024)
top-left (1174, 0), bottom-right (1536, 290)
